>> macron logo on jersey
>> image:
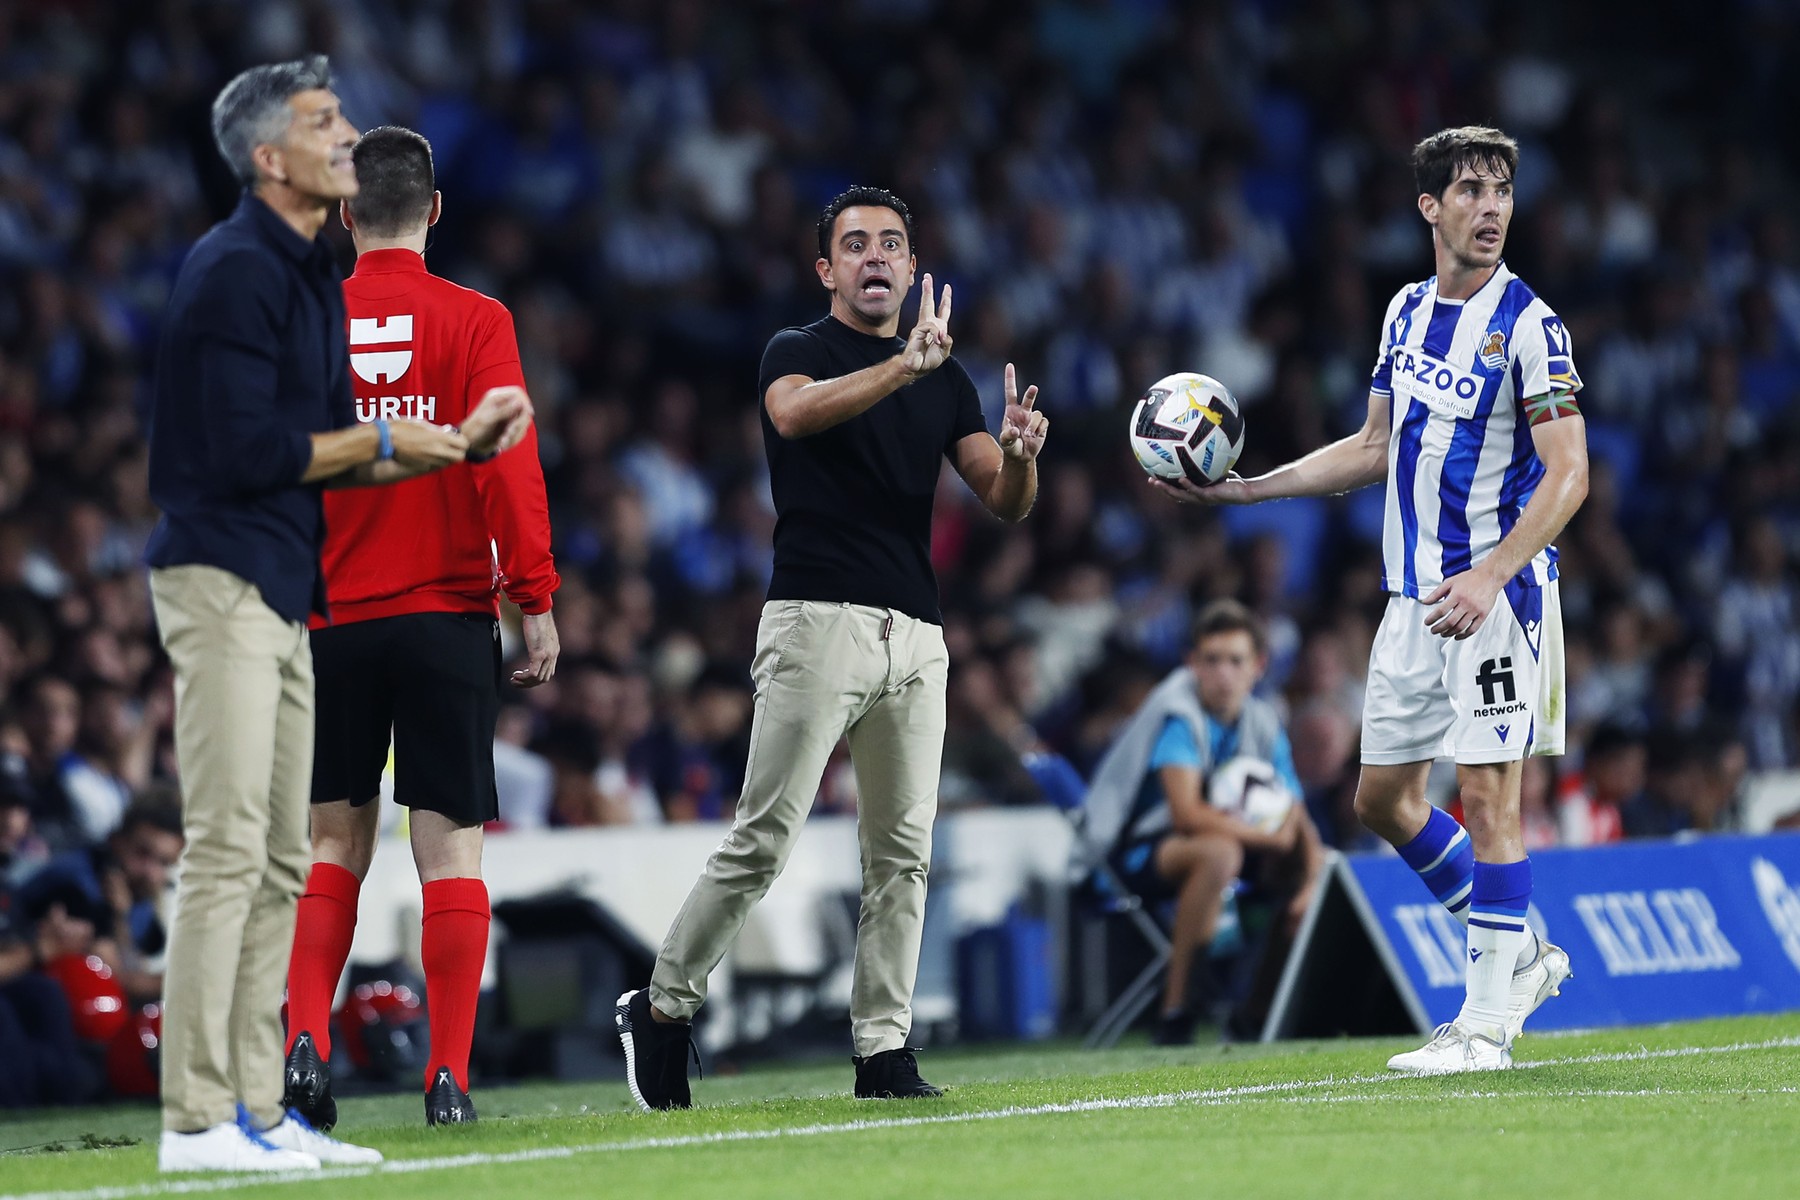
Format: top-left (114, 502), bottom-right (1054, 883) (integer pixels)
top-left (349, 314), bottom-right (437, 423)
top-left (1541, 316), bottom-right (1582, 393)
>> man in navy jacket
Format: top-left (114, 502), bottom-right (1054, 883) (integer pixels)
top-left (145, 55), bottom-right (530, 1174)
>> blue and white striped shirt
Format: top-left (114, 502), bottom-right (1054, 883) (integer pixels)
top-left (1369, 263), bottom-right (1582, 599)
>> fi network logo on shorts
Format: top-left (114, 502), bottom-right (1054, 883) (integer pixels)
top-left (1472, 657), bottom-right (1526, 719)
top-left (1751, 857), bottom-right (1800, 974)
top-left (350, 315), bottom-right (437, 422)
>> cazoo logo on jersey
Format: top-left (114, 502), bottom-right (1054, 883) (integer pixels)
top-left (350, 314), bottom-right (437, 422)
top-left (1388, 346), bottom-right (1484, 421)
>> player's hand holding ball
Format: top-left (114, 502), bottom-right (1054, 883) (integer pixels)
top-left (1129, 372), bottom-right (1251, 504)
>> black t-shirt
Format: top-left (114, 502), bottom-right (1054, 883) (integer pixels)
top-left (757, 315), bottom-right (987, 624)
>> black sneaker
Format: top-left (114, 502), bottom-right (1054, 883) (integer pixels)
top-left (282, 1031), bottom-right (337, 1132)
top-left (852, 1048), bottom-right (944, 1099)
top-left (1152, 1010), bottom-right (1198, 1046)
top-left (425, 1066), bottom-right (477, 1126)
top-left (615, 989), bottom-right (698, 1111)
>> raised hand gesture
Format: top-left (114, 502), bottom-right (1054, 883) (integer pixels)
top-left (899, 273), bottom-right (953, 380)
top-left (998, 362), bottom-right (1047, 461)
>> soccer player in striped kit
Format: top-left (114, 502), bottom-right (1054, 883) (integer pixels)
top-left (1161, 127), bottom-right (1587, 1073)
top-left (280, 126), bottom-right (559, 1125)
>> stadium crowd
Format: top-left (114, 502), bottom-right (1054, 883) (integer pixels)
top-left (0, 0), bottom-right (1798, 1102)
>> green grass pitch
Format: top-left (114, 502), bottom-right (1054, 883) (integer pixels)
top-left (3, 1014), bottom-right (1796, 1200)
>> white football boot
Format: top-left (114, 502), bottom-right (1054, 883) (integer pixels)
top-left (260, 1109), bottom-right (384, 1166)
top-left (158, 1116), bottom-right (319, 1174)
top-left (1386, 1022), bottom-right (1513, 1075)
top-left (1505, 938), bottom-right (1573, 1042)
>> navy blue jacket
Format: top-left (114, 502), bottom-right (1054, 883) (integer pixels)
top-left (145, 193), bottom-right (355, 623)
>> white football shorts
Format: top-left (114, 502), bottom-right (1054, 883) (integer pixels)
top-left (1361, 578), bottom-right (1565, 766)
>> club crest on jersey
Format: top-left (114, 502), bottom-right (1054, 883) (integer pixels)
top-left (1479, 330), bottom-right (1507, 371)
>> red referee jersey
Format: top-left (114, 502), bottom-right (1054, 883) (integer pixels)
top-left (314, 248), bottom-right (558, 630)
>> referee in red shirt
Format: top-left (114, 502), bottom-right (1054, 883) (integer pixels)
top-left (279, 126), bottom-right (561, 1129)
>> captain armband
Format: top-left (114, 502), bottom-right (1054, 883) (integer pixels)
top-left (1523, 392), bottom-right (1581, 427)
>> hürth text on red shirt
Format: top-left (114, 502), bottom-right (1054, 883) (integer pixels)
top-left (355, 394), bottom-right (438, 423)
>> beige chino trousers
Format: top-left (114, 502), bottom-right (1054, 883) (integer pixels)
top-left (150, 565), bottom-right (314, 1132)
top-left (650, 600), bottom-right (949, 1057)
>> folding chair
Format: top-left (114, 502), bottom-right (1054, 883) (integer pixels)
top-left (1022, 751), bottom-right (1174, 1048)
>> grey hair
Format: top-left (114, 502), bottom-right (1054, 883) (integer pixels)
top-left (211, 54), bottom-right (334, 186)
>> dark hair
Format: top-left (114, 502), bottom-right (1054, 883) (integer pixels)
top-left (816, 186), bottom-right (915, 259)
top-left (211, 54), bottom-right (334, 186)
top-left (1586, 720), bottom-right (1645, 761)
top-left (1191, 599), bottom-right (1267, 656)
top-left (118, 793), bottom-right (184, 841)
top-left (1411, 126), bottom-right (1520, 200)
top-left (347, 126), bottom-right (435, 238)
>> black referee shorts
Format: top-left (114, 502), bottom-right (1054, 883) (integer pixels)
top-left (310, 612), bottom-right (501, 825)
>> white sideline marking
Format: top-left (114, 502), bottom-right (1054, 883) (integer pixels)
top-left (7, 1036), bottom-right (1798, 1200)
top-left (1264, 1086), bottom-right (1800, 1106)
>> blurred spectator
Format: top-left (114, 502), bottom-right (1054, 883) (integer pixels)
top-left (0, 881), bottom-right (102, 1105)
top-left (1556, 722), bottom-right (1644, 847)
top-left (15, 792), bottom-right (182, 1004)
top-left (493, 702), bottom-right (553, 831)
top-left (941, 656), bottom-right (1042, 808)
top-left (1286, 697), bottom-right (1364, 851)
top-left (1714, 516), bottom-right (1800, 768)
top-left (1623, 735), bottom-right (1713, 838)
top-left (638, 664), bottom-right (753, 822)
top-left (20, 675), bottom-right (83, 850)
top-left (1519, 757), bottom-right (1560, 851)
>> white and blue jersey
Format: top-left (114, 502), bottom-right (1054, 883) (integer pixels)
top-left (1369, 263), bottom-right (1582, 599)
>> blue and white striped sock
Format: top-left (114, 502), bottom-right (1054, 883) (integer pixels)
top-left (1460, 859), bottom-right (1532, 1039)
top-left (1395, 807), bottom-right (1473, 924)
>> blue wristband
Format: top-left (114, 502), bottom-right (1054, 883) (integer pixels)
top-left (373, 418), bottom-right (394, 462)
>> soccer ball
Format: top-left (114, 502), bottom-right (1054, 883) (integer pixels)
top-left (1128, 372), bottom-right (1245, 485)
top-left (1207, 756), bottom-right (1295, 835)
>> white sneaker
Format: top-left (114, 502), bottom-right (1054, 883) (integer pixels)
top-left (158, 1119), bottom-right (320, 1173)
top-left (1386, 1022), bottom-right (1513, 1075)
top-left (261, 1109), bottom-right (384, 1166)
top-left (1505, 938), bottom-right (1573, 1042)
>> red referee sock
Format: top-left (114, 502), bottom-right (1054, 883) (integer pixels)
top-left (420, 877), bottom-right (490, 1093)
top-left (286, 862), bottom-right (362, 1058)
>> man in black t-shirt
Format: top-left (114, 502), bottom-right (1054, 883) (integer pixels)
top-left (617, 186), bottom-right (1048, 1107)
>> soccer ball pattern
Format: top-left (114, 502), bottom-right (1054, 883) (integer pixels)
top-left (1128, 372), bottom-right (1246, 486)
top-left (1206, 755), bottom-right (1295, 835)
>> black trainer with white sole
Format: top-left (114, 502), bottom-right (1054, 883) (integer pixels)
top-left (853, 1047), bottom-right (943, 1099)
top-left (282, 1031), bottom-right (337, 1132)
top-left (614, 989), bottom-right (697, 1110)
top-left (425, 1066), bottom-right (477, 1125)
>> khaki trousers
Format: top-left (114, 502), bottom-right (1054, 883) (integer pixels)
top-left (150, 565), bottom-right (314, 1132)
top-left (650, 600), bottom-right (948, 1057)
